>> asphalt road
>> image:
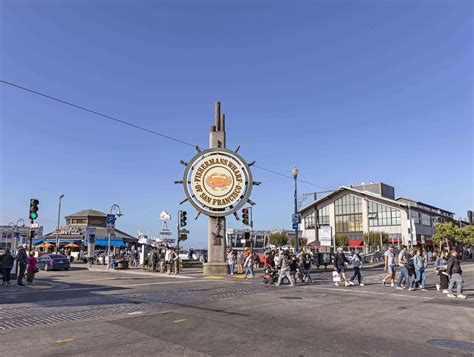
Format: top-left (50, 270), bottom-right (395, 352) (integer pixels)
top-left (1, 262), bottom-right (473, 356)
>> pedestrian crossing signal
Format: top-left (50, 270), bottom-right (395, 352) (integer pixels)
top-left (242, 208), bottom-right (249, 226)
top-left (29, 198), bottom-right (39, 220)
top-left (180, 211), bottom-right (187, 227)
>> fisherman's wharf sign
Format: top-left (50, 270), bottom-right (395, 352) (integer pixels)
top-left (183, 148), bottom-right (253, 217)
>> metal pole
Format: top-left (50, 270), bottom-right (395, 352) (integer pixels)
top-left (107, 232), bottom-right (111, 269)
top-left (250, 207), bottom-right (254, 248)
top-left (56, 194), bottom-right (64, 253)
top-left (177, 210), bottom-right (180, 274)
top-left (294, 174), bottom-right (299, 253)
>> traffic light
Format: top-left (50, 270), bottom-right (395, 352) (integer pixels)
top-left (242, 208), bottom-right (249, 226)
top-left (180, 211), bottom-right (187, 227)
top-left (29, 198), bottom-right (39, 220)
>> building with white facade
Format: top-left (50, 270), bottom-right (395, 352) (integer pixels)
top-left (299, 182), bottom-right (459, 251)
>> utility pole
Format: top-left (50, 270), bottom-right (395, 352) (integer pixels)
top-left (408, 204), bottom-right (414, 248)
top-left (56, 194), bottom-right (64, 253)
top-left (292, 166), bottom-right (299, 253)
top-left (177, 210), bottom-right (181, 275)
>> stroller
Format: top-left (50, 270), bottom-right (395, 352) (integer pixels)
top-left (263, 266), bottom-right (279, 285)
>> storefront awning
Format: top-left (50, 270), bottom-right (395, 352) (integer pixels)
top-left (348, 240), bottom-right (364, 247)
top-left (95, 239), bottom-right (125, 247)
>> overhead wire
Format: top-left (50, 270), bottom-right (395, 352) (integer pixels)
top-left (0, 79), bottom-right (336, 190)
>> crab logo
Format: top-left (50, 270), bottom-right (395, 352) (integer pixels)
top-left (206, 173), bottom-right (232, 191)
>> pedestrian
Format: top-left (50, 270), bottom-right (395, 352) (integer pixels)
top-left (349, 248), bottom-right (364, 286)
top-left (396, 245), bottom-right (409, 289)
top-left (289, 256), bottom-right (298, 283)
top-left (243, 251), bottom-right (255, 279)
top-left (435, 251), bottom-right (449, 294)
top-left (1, 248), bottom-right (14, 286)
top-left (406, 248), bottom-right (416, 290)
top-left (227, 250), bottom-right (235, 275)
top-left (188, 247), bottom-right (194, 260)
top-left (152, 250), bottom-right (158, 272)
top-left (446, 249), bottom-right (466, 299)
top-left (275, 250), bottom-right (294, 287)
top-left (165, 247), bottom-right (175, 275)
top-left (301, 251), bottom-right (313, 283)
top-left (427, 250), bottom-right (433, 263)
top-left (413, 249), bottom-right (427, 291)
top-left (236, 251), bottom-right (244, 274)
top-left (382, 246), bottom-right (396, 287)
top-left (333, 247), bottom-right (349, 287)
top-left (26, 251), bottom-right (38, 285)
top-left (16, 244), bottom-right (28, 287)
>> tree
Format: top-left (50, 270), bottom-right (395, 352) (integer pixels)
top-left (268, 231), bottom-right (289, 247)
top-left (433, 222), bottom-right (463, 249)
top-left (290, 237), bottom-right (308, 248)
top-left (335, 235), bottom-right (348, 247)
top-left (363, 231), bottom-right (388, 251)
top-left (460, 225), bottom-right (474, 246)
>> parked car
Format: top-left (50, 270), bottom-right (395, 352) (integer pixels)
top-left (37, 254), bottom-right (71, 271)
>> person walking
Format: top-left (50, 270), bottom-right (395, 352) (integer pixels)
top-left (1, 248), bottom-right (14, 286)
top-left (165, 247), bottom-right (175, 275)
top-left (446, 249), bottom-right (466, 299)
top-left (382, 246), bottom-right (396, 287)
top-left (349, 248), bottom-right (364, 286)
top-left (275, 250), bottom-right (294, 287)
top-left (396, 245), bottom-right (409, 289)
top-left (333, 247), bottom-right (349, 287)
top-left (16, 244), bottom-right (28, 287)
top-left (227, 250), bottom-right (235, 275)
top-left (413, 249), bottom-right (427, 291)
top-left (406, 248), bottom-right (416, 290)
top-left (301, 251), bottom-right (313, 283)
top-left (243, 251), bottom-right (255, 279)
top-left (26, 251), bottom-right (38, 285)
top-left (236, 251), bottom-right (244, 274)
top-left (434, 251), bottom-right (449, 293)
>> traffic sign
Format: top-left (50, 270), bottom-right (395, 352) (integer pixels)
top-left (292, 223), bottom-right (299, 229)
top-left (107, 214), bottom-right (116, 224)
top-left (292, 214), bottom-right (300, 224)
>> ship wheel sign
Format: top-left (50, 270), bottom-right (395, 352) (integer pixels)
top-left (177, 147), bottom-right (260, 219)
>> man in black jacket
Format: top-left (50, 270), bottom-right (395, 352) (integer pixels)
top-left (16, 244), bottom-right (28, 287)
top-left (446, 249), bottom-right (466, 299)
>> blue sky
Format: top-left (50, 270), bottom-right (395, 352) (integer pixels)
top-left (1, 0), bottom-right (472, 248)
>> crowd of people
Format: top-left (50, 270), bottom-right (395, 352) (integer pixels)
top-left (0, 244), bottom-right (39, 287)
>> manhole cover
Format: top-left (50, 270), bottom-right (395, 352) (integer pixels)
top-left (427, 339), bottom-right (474, 351)
top-left (279, 296), bottom-right (303, 300)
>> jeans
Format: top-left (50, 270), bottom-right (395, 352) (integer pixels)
top-left (302, 269), bottom-right (312, 282)
top-left (448, 273), bottom-right (463, 295)
top-left (397, 266), bottom-right (410, 287)
top-left (2, 267), bottom-right (12, 283)
top-left (228, 263), bottom-right (235, 274)
top-left (414, 269), bottom-right (426, 289)
top-left (244, 266), bottom-right (254, 277)
top-left (350, 267), bottom-right (362, 284)
top-left (276, 269), bottom-right (294, 286)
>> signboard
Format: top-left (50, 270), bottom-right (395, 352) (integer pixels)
top-left (107, 223), bottom-right (115, 234)
top-left (163, 238), bottom-right (175, 244)
top-left (292, 214), bottom-right (300, 224)
top-left (240, 239), bottom-right (246, 244)
top-left (292, 223), bottom-right (299, 229)
top-left (319, 226), bottom-right (332, 247)
top-left (109, 233), bottom-right (116, 240)
top-left (182, 148), bottom-right (253, 217)
top-left (84, 227), bottom-right (96, 245)
top-left (107, 214), bottom-right (116, 224)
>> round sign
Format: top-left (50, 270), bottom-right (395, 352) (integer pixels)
top-left (183, 148), bottom-right (253, 217)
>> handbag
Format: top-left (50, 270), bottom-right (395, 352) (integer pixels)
top-left (33, 267), bottom-right (39, 273)
top-left (332, 271), bottom-right (341, 282)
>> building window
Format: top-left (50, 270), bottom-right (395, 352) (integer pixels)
top-left (318, 205), bottom-right (330, 225)
top-left (410, 210), bottom-right (420, 225)
top-left (335, 194), bottom-right (363, 232)
top-left (304, 213), bottom-right (315, 229)
top-left (368, 202), bottom-right (401, 226)
top-left (421, 213), bottom-right (431, 226)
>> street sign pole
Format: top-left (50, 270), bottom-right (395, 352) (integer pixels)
top-left (177, 210), bottom-right (180, 275)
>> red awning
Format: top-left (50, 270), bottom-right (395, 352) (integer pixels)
top-left (348, 240), bottom-right (364, 247)
top-left (388, 239), bottom-right (401, 244)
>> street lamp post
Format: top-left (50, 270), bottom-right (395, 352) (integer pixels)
top-left (108, 204), bottom-right (123, 269)
top-left (56, 194), bottom-right (65, 253)
top-left (292, 166), bottom-right (299, 253)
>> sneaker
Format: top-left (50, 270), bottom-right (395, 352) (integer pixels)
top-left (382, 280), bottom-right (386, 286)
top-left (335, 282), bottom-right (339, 287)
top-left (359, 283), bottom-right (364, 287)
top-left (436, 284), bottom-right (440, 292)
top-left (457, 295), bottom-right (467, 299)
top-left (408, 287), bottom-right (415, 291)
top-left (447, 294), bottom-right (456, 298)
top-left (390, 283), bottom-right (395, 288)
top-left (421, 288), bottom-right (428, 292)
top-left (442, 289), bottom-right (449, 294)
top-left (349, 282), bottom-right (355, 286)
top-left (396, 286), bottom-right (404, 290)
top-left (344, 282), bottom-right (349, 287)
